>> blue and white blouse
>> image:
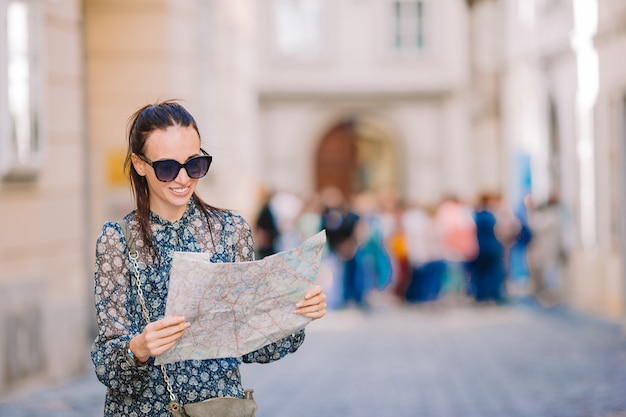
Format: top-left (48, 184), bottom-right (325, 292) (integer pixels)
top-left (91, 199), bottom-right (305, 417)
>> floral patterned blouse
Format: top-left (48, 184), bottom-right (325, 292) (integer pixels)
top-left (91, 199), bottom-right (305, 417)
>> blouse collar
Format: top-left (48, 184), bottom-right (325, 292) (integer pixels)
top-left (149, 199), bottom-right (197, 230)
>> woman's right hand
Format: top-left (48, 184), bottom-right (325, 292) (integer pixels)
top-left (129, 316), bottom-right (190, 363)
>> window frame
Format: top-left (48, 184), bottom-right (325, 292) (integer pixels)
top-left (269, 0), bottom-right (328, 61)
top-left (0, 0), bottom-right (45, 182)
top-left (390, 0), bottom-right (429, 55)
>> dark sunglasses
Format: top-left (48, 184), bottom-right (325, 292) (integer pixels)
top-left (136, 149), bottom-right (213, 182)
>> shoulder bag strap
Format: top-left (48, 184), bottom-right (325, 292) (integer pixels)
top-left (116, 221), bottom-right (182, 411)
top-left (118, 220), bottom-right (136, 254)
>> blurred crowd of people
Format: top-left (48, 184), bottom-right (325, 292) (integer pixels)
top-left (253, 185), bottom-right (569, 311)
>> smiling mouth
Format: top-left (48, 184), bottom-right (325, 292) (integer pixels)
top-left (171, 187), bottom-right (189, 194)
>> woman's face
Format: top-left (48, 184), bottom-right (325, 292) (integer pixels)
top-left (132, 125), bottom-right (202, 222)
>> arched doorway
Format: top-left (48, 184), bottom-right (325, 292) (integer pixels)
top-left (315, 118), bottom-right (358, 198)
top-left (315, 116), bottom-right (397, 198)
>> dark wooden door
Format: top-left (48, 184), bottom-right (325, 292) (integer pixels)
top-left (315, 122), bottom-right (357, 198)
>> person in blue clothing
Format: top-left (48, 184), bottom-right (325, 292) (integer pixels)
top-left (91, 100), bottom-right (327, 417)
top-left (468, 193), bottom-right (507, 303)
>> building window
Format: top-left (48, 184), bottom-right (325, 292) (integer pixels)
top-left (393, 0), bottom-right (426, 51)
top-left (1, 0), bottom-right (43, 181)
top-left (272, 0), bottom-right (324, 58)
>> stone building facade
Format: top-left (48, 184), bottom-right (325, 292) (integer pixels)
top-left (255, 0), bottom-right (478, 206)
top-left (0, 0), bottom-right (88, 397)
top-left (466, 0), bottom-right (626, 319)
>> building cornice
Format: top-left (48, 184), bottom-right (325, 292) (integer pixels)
top-left (466, 0), bottom-right (497, 9)
top-left (257, 87), bottom-right (455, 103)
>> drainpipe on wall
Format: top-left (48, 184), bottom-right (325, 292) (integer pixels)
top-left (80, 4), bottom-right (96, 344)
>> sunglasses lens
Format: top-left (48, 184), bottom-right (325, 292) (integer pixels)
top-left (185, 156), bottom-right (212, 179)
top-left (153, 160), bottom-right (181, 182)
top-left (147, 154), bottom-right (212, 182)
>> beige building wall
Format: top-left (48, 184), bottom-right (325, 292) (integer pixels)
top-left (549, 0), bottom-right (625, 320)
top-left (85, 0), bottom-right (203, 237)
top-left (85, 0), bottom-right (260, 234)
top-left (590, 0), bottom-right (626, 319)
top-left (0, 0), bottom-right (88, 397)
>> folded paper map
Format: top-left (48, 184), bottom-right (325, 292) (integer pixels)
top-left (155, 230), bottom-right (327, 364)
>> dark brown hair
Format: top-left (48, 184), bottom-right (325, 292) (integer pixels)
top-left (124, 100), bottom-right (218, 254)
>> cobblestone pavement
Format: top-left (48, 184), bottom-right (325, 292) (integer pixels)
top-left (1, 297), bottom-right (625, 417)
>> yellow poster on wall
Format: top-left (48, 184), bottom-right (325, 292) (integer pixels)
top-left (107, 150), bottom-right (128, 187)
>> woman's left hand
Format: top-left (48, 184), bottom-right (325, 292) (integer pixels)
top-left (295, 285), bottom-right (327, 320)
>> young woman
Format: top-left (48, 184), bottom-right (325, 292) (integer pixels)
top-left (91, 101), bottom-right (327, 416)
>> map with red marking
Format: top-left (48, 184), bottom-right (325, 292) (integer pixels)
top-left (155, 230), bottom-right (326, 364)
